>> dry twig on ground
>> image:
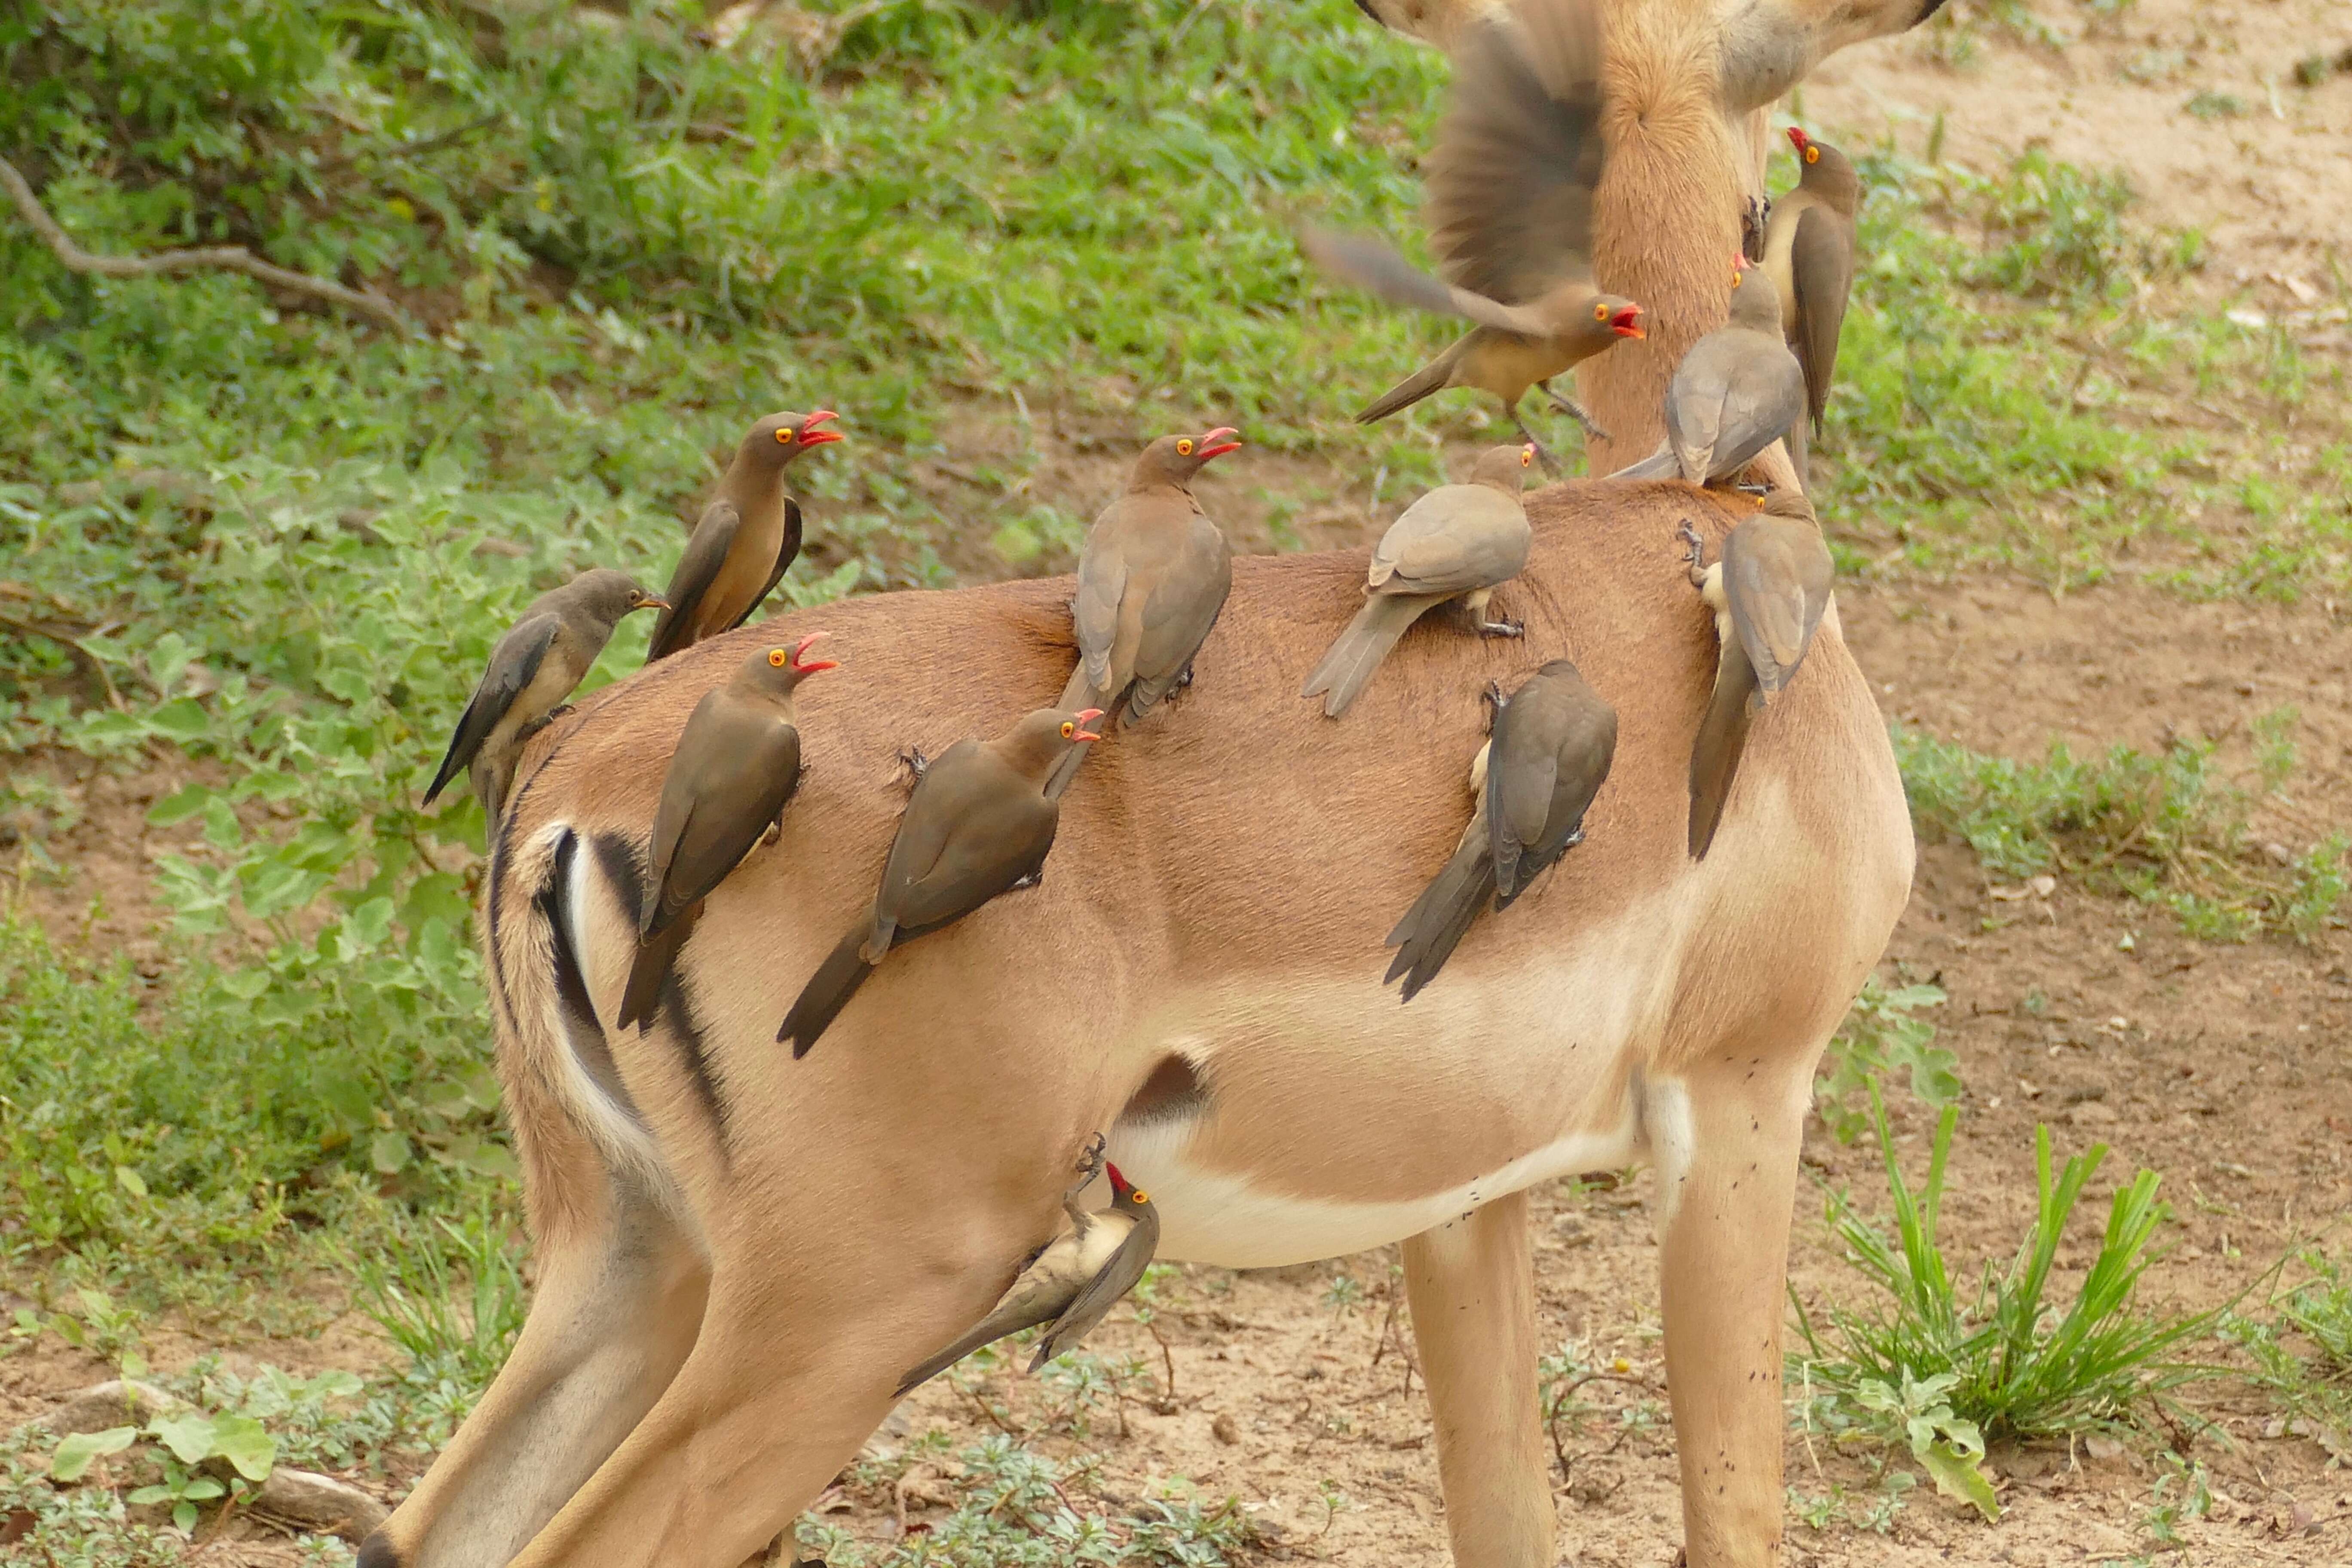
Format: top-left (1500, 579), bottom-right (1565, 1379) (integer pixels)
top-left (0, 156), bottom-right (411, 334)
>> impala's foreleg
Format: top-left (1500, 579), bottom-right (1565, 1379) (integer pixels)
top-left (1404, 1191), bottom-right (1556, 1568)
top-left (1648, 1046), bottom-right (1816, 1568)
top-left (360, 1136), bottom-right (709, 1568)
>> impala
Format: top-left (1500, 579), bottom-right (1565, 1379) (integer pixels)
top-left (362, 0), bottom-right (1940, 1562)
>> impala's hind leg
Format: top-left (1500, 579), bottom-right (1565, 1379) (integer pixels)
top-left (1404, 1190), bottom-right (1556, 1568)
top-left (1649, 1049), bottom-right (1813, 1568)
top-left (360, 1132), bottom-right (708, 1568)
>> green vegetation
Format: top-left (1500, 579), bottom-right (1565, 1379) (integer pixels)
top-left (1816, 974), bottom-right (1957, 1142)
top-left (1895, 723), bottom-right (2349, 941)
top-left (2223, 1247), bottom-right (2352, 1462)
top-left (1794, 1095), bottom-right (2216, 1513)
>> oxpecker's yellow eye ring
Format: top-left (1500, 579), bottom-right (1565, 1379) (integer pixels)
top-left (1804, 145), bottom-right (1820, 164)
top-left (1592, 301), bottom-right (1609, 322)
top-left (775, 428), bottom-right (793, 444)
top-left (769, 649), bottom-right (789, 667)
top-left (1176, 438), bottom-right (1194, 456)
top-left (1730, 270), bottom-right (1742, 288)
top-left (1520, 447), bottom-right (1533, 467)
top-left (1060, 720), bottom-right (1077, 739)
top-left (1130, 1189), bottom-right (1149, 1203)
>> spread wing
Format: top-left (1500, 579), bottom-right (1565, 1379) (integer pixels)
top-left (731, 496), bottom-right (804, 633)
top-left (1298, 228), bottom-right (1554, 335)
top-left (646, 500), bottom-right (742, 661)
top-left (1788, 208), bottom-right (1851, 430)
top-left (425, 613), bottom-right (557, 802)
top-left (1424, 0), bottom-right (1605, 305)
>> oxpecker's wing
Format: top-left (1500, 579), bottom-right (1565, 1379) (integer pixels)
top-left (1031, 1204), bottom-right (1161, 1368)
top-left (731, 496), bottom-right (804, 633)
top-left (1722, 518), bottom-right (1833, 696)
top-left (646, 500), bottom-right (742, 662)
top-left (1424, 0), bottom-right (1604, 304)
top-left (426, 613), bottom-right (558, 803)
top-left (1298, 229), bottom-right (1555, 337)
top-left (1789, 208), bottom-right (1852, 430)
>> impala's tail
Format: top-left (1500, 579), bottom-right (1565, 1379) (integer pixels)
top-left (1300, 592), bottom-right (1446, 718)
top-left (778, 925), bottom-right (876, 1059)
top-left (1384, 819), bottom-right (1495, 1001)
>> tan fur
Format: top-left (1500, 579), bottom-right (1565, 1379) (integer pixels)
top-left (365, 2), bottom-right (1946, 1565)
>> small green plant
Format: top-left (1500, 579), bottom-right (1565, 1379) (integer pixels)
top-left (2141, 1453), bottom-right (2211, 1549)
top-left (351, 1200), bottom-right (529, 1397)
top-left (2222, 1246), bottom-right (2352, 1460)
top-left (1894, 726), bottom-right (2348, 941)
top-left (1818, 976), bottom-right (1956, 1142)
top-left (1795, 1093), bottom-right (2217, 1485)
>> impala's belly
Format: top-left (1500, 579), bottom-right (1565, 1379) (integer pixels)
top-left (1103, 897), bottom-right (1685, 1268)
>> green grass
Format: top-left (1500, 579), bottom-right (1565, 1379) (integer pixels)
top-left (1794, 1095), bottom-right (2219, 1513)
top-left (1894, 723), bottom-right (2349, 941)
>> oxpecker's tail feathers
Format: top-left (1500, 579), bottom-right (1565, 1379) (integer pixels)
top-left (1299, 594), bottom-right (1440, 718)
top-left (1687, 643), bottom-right (1758, 860)
top-left (616, 910), bottom-right (695, 1032)
top-left (1384, 833), bottom-right (1496, 1002)
top-left (779, 925), bottom-right (876, 1058)
top-left (1606, 444), bottom-right (1678, 481)
top-left (1356, 357), bottom-right (1453, 425)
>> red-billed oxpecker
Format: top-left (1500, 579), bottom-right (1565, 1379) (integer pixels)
top-left (644, 410), bottom-right (842, 663)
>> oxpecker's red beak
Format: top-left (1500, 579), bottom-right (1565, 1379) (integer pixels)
top-left (797, 410), bottom-right (843, 447)
top-left (1196, 427), bottom-right (1243, 462)
top-left (1787, 127), bottom-right (1811, 155)
top-left (790, 631), bottom-right (839, 673)
top-left (1609, 306), bottom-right (1646, 339)
top-left (1072, 708), bottom-right (1106, 744)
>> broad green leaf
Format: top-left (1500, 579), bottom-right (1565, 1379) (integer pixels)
top-left (52, 1426), bottom-right (138, 1481)
top-left (115, 1164), bottom-right (149, 1199)
top-left (150, 1411), bottom-right (220, 1465)
top-left (183, 1475), bottom-right (225, 1501)
top-left (371, 1129), bottom-right (413, 1174)
top-left (146, 783), bottom-right (213, 827)
top-left (1918, 1439), bottom-right (2000, 1521)
top-left (127, 1483), bottom-right (173, 1505)
top-left (209, 1415), bottom-right (276, 1481)
top-left (174, 1499), bottom-right (199, 1534)
top-left (147, 697), bottom-right (211, 743)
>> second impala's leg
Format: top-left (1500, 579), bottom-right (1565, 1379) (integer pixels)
top-left (1404, 1190), bottom-right (1555, 1568)
top-left (1649, 1043), bottom-right (1817, 1568)
top-left (359, 1136), bottom-right (708, 1568)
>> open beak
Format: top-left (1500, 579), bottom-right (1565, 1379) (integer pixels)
top-left (797, 409), bottom-right (843, 447)
top-left (1196, 427), bottom-right (1243, 462)
top-left (1072, 707), bottom-right (1106, 744)
top-left (790, 630), bottom-right (839, 673)
top-left (1609, 307), bottom-right (1645, 340)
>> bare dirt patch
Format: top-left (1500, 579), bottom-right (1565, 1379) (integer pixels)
top-left (1804, 0), bottom-right (2352, 305)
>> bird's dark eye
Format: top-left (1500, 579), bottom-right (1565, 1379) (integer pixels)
top-left (1176, 439), bottom-right (1194, 456)
top-left (1060, 721), bottom-right (1076, 738)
